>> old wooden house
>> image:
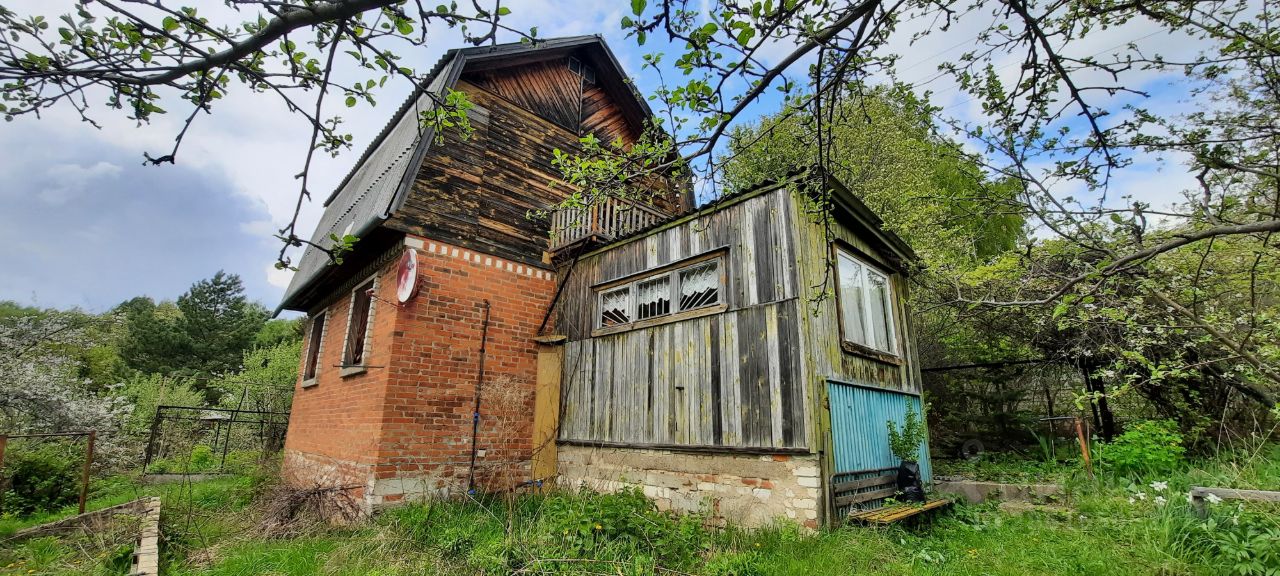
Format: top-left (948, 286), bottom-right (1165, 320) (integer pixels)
top-left (279, 35), bottom-right (931, 528)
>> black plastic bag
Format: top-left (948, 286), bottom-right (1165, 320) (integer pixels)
top-left (896, 461), bottom-right (926, 502)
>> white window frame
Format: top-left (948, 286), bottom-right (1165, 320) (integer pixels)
top-left (834, 245), bottom-right (899, 357)
top-left (594, 253), bottom-right (726, 333)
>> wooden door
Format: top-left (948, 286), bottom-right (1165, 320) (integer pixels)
top-left (531, 342), bottom-right (564, 485)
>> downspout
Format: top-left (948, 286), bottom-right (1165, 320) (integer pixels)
top-left (466, 300), bottom-right (492, 494)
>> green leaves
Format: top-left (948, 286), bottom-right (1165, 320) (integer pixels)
top-left (161, 16), bottom-right (179, 32)
top-left (631, 0), bottom-right (647, 16)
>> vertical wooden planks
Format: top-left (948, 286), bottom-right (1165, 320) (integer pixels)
top-left (532, 344), bottom-right (563, 480)
top-left (766, 304), bottom-right (784, 446)
top-left (553, 186), bottom-right (845, 451)
top-left (719, 311), bottom-right (743, 446)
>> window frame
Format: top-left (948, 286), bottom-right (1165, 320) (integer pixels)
top-left (592, 251), bottom-right (727, 336)
top-left (301, 310), bottom-right (326, 386)
top-left (341, 277), bottom-right (376, 376)
top-left (832, 243), bottom-right (902, 363)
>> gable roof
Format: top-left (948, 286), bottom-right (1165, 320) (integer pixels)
top-left (277, 35), bottom-right (652, 314)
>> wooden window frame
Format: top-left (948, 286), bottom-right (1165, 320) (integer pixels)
top-left (592, 251), bottom-right (727, 337)
top-left (341, 277), bottom-right (376, 377)
top-left (832, 243), bottom-right (902, 365)
top-left (301, 310), bottom-right (326, 387)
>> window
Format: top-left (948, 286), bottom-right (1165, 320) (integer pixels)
top-left (835, 247), bottom-right (897, 355)
top-left (600, 286), bottom-right (632, 327)
top-left (636, 276), bottom-right (671, 320)
top-left (678, 260), bottom-right (720, 310)
top-left (344, 279), bottom-right (375, 367)
top-left (597, 255), bottom-right (724, 329)
top-left (303, 312), bottom-right (325, 381)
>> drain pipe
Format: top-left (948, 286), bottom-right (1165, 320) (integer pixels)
top-left (466, 299), bottom-right (492, 494)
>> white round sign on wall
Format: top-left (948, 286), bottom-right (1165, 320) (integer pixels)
top-left (396, 248), bottom-right (419, 303)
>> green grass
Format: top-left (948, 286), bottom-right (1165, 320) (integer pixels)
top-left (5, 446), bottom-right (1278, 576)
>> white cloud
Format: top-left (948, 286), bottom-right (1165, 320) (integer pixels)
top-left (36, 161), bottom-right (123, 205)
top-left (266, 263), bottom-right (294, 290)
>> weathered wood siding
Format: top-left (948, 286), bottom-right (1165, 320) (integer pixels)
top-left (463, 59), bottom-right (639, 146)
top-left (792, 195), bottom-right (923, 397)
top-left (388, 59), bottom-right (682, 268)
top-left (557, 188), bottom-right (810, 449)
top-left (387, 80), bottom-right (582, 267)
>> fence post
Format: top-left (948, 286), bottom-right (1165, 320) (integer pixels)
top-left (79, 431), bottom-right (95, 514)
top-left (1074, 417), bottom-right (1093, 479)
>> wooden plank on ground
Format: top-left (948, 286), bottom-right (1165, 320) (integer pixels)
top-left (848, 499), bottom-right (952, 524)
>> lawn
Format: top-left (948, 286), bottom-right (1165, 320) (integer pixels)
top-left (4, 447), bottom-right (1278, 576)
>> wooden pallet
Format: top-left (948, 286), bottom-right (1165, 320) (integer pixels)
top-left (848, 498), bottom-right (953, 524)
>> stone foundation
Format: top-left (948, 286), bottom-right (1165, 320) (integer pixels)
top-left (557, 445), bottom-right (822, 529)
top-left (282, 449), bottom-right (375, 506)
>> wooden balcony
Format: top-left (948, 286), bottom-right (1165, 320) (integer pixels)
top-left (549, 197), bottom-right (669, 253)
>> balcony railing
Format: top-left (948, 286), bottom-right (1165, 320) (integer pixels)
top-left (549, 197), bottom-right (668, 252)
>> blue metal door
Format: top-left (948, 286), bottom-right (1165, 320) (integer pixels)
top-left (827, 380), bottom-right (931, 514)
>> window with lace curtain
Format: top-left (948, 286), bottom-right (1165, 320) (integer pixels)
top-left (596, 255), bottom-right (724, 330)
top-left (835, 246), bottom-right (898, 356)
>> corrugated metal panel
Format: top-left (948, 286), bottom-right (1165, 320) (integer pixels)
top-left (827, 380), bottom-right (932, 516)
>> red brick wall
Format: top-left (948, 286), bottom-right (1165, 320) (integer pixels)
top-left (282, 235), bottom-right (556, 506)
top-left (283, 259), bottom-right (399, 498)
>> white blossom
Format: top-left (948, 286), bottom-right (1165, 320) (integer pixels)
top-left (1150, 481), bottom-right (1168, 491)
top-left (1135, 491), bottom-right (1148, 501)
top-left (1205, 493), bottom-right (1223, 505)
top-left (1155, 496), bottom-right (1167, 506)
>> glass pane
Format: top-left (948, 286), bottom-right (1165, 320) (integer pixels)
top-left (837, 252), bottom-right (867, 346)
top-left (636, 276), bottom-right (671, 320)
top-left (305, 313), bottom-right (324, 379)
top-left (600, 287), bottom-right (631, 326)
top-left (867, 272), bottom-right (893, 352)
top-left (346, 282), bottom-right (373, 365)
top-left (678, 260), bottom-right (720, 310)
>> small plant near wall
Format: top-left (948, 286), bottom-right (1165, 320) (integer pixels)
top-left (887, 405), bottom-right (928, 463)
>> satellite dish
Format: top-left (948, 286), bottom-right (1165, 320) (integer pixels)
top-left (396, 248), bottom-right (419, 303)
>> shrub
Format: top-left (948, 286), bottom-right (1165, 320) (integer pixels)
top-left (1101, 419), bottom-right (1185, 476)
top-left (1207, 519), bottom-right (1280, 576)
top-left (188, 444), bottom-right (216, 471)
top-left (0, 442), bottom-right (83, 515)
top-left (887, 404), bottom-right (928, 462)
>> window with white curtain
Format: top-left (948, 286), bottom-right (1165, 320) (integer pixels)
top-left (835, 247), bottom-right (897, 355)
top-left (597, 255), bottom-right (724, 329)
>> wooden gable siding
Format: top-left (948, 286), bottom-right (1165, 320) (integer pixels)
top-left (556, 188), bottom-right (810, 450)
top-left (792, 196), bottom-right (923, 396)
top-left (386, 80), bottom-right (591, 266)
top-left (463, 58), bottom-right (639, 146)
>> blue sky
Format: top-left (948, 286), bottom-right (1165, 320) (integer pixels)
top-left (0, 0), bottom-right (1213, 312)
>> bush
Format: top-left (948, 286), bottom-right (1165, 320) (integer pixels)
top-left (0, 442), bottom-right (83, 516)
top-left (887, 404), bottom-right (928, 462)
top-left (1207, 517), bottom-right (1280, 576)
top-left (539, 488), bottom-right (707, 566)
top-left (1101, 419), bottom-right (1186, 476)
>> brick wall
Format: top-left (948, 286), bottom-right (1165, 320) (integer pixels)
top-left (557, 445), bottom-right (823, 529)
top-left (282, 258), bottom-right (398, 500)
top-left (282, 235), bottom-right (557, 508)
